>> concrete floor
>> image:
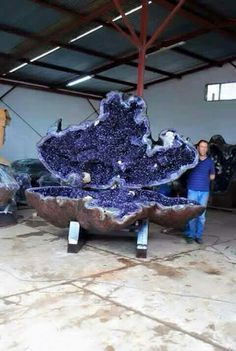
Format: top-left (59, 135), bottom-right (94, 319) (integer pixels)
top-left (0, 209), bottom-right (236, 351)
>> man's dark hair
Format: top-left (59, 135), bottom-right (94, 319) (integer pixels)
top-left (196, 139), bottom-right (209, 147)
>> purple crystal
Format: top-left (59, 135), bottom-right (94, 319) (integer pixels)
top-left (37, 92), bottom-right (198, 188)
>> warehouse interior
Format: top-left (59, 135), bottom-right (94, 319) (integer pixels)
top-left (0, 1), bottom-right (236, 350)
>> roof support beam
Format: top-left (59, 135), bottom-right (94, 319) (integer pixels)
top-left (136, 0), bottom-right (149, 95)
top-left (86, 27), bottom-right (208, 76)
top-left (1, 13), bottom-right (223, 92)
top-left (127, 62), bottom-right (180, 78)
top-left (111, 0), bottom-right (140, 47)
top-left (0, 0), bottom-right (118, 74)
top-left (26, 0), bottom-right (219, 82)
top-left (0, 52), bottom-right (136, 88)
top-left (0, 23), bottom-right (114, 61)
top-left (28, 0), bottom-right (182, 77)
top-left (146, 0), bottom-right (186, 49)
top-left (0, 77), bottom-right (103, 100)
top-left (189, 0), bottom-right (236, 28)
top-left (172, 47), bottom-right (222, 66)
top-left (26, 0), bottom-right (236, 92)
top-left (0, 23), bottom-right (209, 83)
top-left (33, 0), bottom-right (184, 94)
top-left (143, 55), bottom-right (236, 89)
top-left (31, 0), bottom-right (116, 29)
top-left (31, 0), bottom-right (87, 16)
top-left (108, 0), bottom-right (186, 95)
top-left (0, 23), bottom-right (176, 79)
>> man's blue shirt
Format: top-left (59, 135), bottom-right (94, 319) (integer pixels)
top-left (187, 157), bottom-right (215, 192)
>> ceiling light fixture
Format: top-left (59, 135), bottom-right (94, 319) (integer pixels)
top-left (112, 2), bottom-right (152, 22)
top-left (70, 25), bottom-right (103, 43)
top-left (67, 75), bottom-right (93, 86)
top-left (146, 41), bottom-right (185, 57)
top-left (30, 46), bottom-right (61, 62)
top-left (9, 63), bottom-right (28, 73)
top-left (8, 47), bottom-right (60, 73)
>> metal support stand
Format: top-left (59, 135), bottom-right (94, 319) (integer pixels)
top-left (67, 219), bottom-right (149, 258)
top-left (0, 204), bottom-right (17, 227)
top-left (67, 221), bottom-right (87, 253)
top-left (0, 213), bottom-right (17, 227)
top-left (136, 219), bottom-right (149, 258)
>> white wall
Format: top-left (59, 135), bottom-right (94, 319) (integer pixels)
top-left (0, 84), bottom-right (100, 162)
top-left (144, 63), bottom-right (236, 145)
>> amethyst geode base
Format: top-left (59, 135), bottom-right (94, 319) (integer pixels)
top-left (26, 187), bottom-right (204, 232)
top-left (26, 91), bottom-right (203, 230)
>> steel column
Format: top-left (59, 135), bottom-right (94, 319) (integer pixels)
top-left (137, 0), bottom-right (148, 96)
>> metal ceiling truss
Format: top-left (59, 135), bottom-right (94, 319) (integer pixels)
top-left (0, 21), bottom-right (184, 79)
top-left (126, 54), bottom-right (236, 91)
top-left (0, 76), bottom-right (103, 100)
top-left (0, 0), bottom-right (235, 98)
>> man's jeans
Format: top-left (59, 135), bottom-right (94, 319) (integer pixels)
top-left (186, 189), bottom-right (209, 239)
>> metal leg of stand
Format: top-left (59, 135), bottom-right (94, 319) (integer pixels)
top-left (67, 221), bottom-right (87, 253)
top-left (136, 219), bottom-right (149, 258)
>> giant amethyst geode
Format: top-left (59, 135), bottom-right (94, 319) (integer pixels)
top-left (26, 92), bottom-right (204, 231)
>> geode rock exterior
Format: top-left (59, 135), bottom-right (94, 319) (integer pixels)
top-left (209, 135), bottom-right (236, 208)
top-left (26, 92), bottom-right (204, 231)
top-left (209, 135), bottom-right (236, 192)
top-left (0, 165), bottom-right (19, 209)
top-left (26, 186), bottom-right (202, 231)
top-left (12, 158), bottom-right (60, 204)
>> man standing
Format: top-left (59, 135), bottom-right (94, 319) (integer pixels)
top-left (185, 140), bottom-right (215, 244)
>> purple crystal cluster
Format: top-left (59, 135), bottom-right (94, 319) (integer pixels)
top-left (38, 92), bottom-right (197, 188)
top-left (26, 92), bottom-right (204, 231)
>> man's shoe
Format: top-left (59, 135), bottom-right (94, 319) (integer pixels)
top-left (185, 237), bottom-right (194, 244)
top-left (195, 238), bottom-right (203, 244)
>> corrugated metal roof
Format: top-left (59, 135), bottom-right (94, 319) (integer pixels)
top-left (40, 49), bottom-right (105, 72)
top-left (191, 0), bottom-right (236, 18)
top-left (72, 77), bottom-right (128, 93)
top-left (0, 0), bottom-right (235, 96)
top-left (71, 26), bottom-right (134, 56)
top-left (0, 32), bottom-right (25, 53)
top-left (56, 0), bottom-right (99, 12)
top-left (126, 3), bottom-right (199, 40)
top-left (101, 64), bottom-right (163, 83)
top-left (184, 32), bottom-right (236, 60)
top-left (0, 0), bottom-right (64, 33)
top-left (144, 51), bottom-right (202, 73)
top-left (10, 65), bottom-right (76, 85)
